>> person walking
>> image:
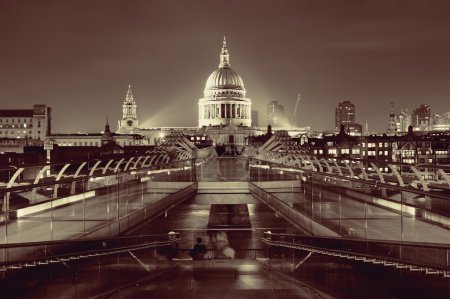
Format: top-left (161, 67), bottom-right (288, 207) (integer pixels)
top-left (189, 237), bottom-right (207, 260)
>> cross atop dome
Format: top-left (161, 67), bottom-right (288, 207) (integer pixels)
top-left (219, 36), bottom-right (230, 68)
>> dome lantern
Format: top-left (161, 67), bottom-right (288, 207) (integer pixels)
top-left (219, 36), bottom-right (230, 68)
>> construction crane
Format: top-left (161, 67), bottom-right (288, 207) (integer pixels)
top-left (290, 93), bottom-right (301, 127)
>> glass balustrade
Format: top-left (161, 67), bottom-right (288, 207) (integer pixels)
top-left (248, 158), bottom-right (450, 244)
top-left (0, 158), bottom-right (197, 245)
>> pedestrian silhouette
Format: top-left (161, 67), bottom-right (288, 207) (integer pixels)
top-left (189, 237), bottom-right (207, 260)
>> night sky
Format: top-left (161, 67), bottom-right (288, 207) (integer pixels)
top-left (1, 0), bottom-right (449, 133)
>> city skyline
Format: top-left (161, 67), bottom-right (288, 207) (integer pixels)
top-left (1, 0), bottom-right (450, 133)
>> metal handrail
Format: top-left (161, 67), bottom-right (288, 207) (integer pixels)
top-left (249, 157), bottom-right (450, 200)
top-left (0, 233), bottom-right (181, 271)
top-left (0, 233), bottom-right (179, 249)
top-left (262, 232), bottom-right (450, 278)
top-left (262, 232), bottom-right (450, 250)
top-left (0, 157), bottom-right (196, 194)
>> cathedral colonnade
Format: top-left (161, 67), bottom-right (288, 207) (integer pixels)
top-left (198, 101), bottom-right (251, 126)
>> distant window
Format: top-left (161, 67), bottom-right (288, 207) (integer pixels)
top-left (401, 150), bottom-right (414, 157)
top-left (403, 158), bottom-right (414, 164)
top-left (18, 119), bottom-right (21, 122)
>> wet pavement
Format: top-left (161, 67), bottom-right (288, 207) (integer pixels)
top-left (127, 192), bottom-right (300, 252)
top-left (108, 260), bottom-right (329, 299)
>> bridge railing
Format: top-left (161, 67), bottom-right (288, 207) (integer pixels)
top-left (0, 233), bottom-right (180, 270)
top-left (0, 152), bottom-right (196, 190)
top-left (0, 157), bottom-right (197, 244)
top-left (249, 158), bottom-right (450, 244)
top-left (256, 150), bottom-right (450, 193)
top-left (0, 233), bottom-right (184, 298)
top-left (262, 232), bottom-right (450, 278)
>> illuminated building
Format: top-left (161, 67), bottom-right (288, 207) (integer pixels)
top-left (412, 104), bottom-right (431, 130)
top-left (387, 103), bottom-right (398, 134)
top-left (267, 101), bottom-right (285, 127)
top-left (432, 112), bottom-right (450, 131)
top-left (397, 109), bottom-right (412, 132)
top-left (0, 104), bottom-right (51, 140)
top-left (116, 37), bottom-right (260, 148)
top-left (334, 101), bottom-right (362, 135)
top-left (335, 101), bottom-right (355, 129)
top-left (198, 36), bottom-right (252, 127)
top-left (117, 85), bottom-right (139, 133)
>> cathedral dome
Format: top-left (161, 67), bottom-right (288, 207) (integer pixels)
top-left (205, 67), bottom-right (244, 91)
top-left (203, 36), bottom-right (246, 98)
top-left (198, 37), bottom-right (251, 128)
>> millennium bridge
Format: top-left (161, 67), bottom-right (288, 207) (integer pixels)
top-left (0, 133), bottom-right (449, 298)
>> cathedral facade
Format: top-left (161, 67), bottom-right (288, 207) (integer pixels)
top-left (116, 37), bottom-right (260, 148)
top-left (198, 37), bottom-right (252, 127)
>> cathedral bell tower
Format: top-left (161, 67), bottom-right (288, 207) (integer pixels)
top-left (117, 85), bottom-right (139, 133)
top-left (387, 102), bottom-right (397, 134)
